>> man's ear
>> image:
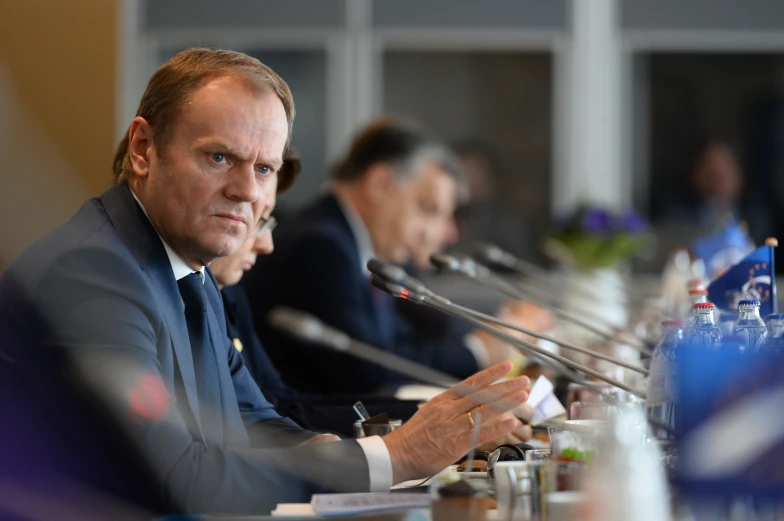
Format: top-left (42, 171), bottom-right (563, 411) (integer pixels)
top-left (361, 163), bottom-right (397, 204)
top-left (128, 116), bottom-right (155, 179)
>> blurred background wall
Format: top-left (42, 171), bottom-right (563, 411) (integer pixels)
top-left (0, 0), bottom-right (118, 268)
top-left (5, 0), bottom-right (784, 272)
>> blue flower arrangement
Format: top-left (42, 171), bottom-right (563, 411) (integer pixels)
top-left (544, 206), bottom-right (648, 271)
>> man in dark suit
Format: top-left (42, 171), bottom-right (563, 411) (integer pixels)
top-left (0, 48), bottom-right (529, 515)
top-left (243, 119), bottom-right (522, 395)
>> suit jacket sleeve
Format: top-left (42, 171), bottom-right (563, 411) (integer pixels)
top-left (26, 247), bottom-right (370, 514)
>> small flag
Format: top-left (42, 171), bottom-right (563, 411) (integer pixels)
top-left (707, 244), bottom-right (777, 316)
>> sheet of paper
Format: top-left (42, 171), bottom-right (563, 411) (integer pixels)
top-left (271, 503), bottom-right (316, 517)
top-left (532, 392), bottom-right (567, 425)
top-left (310, 492), bottom-right (430, 517)
top-left (527, 376), bottom-right (567, 425)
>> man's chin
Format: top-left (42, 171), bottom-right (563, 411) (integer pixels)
top-left (202, 238), bottom-right (246, 262)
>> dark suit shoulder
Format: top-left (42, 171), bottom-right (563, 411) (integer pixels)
top-left (3, 199), bottom-right (152, 320)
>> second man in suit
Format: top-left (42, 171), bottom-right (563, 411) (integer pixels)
top-left (243, 119), bottom-right (522, 396)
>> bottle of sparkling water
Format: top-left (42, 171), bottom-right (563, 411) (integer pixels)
top-left (760, 313), bottom-right (784, 356)
top-left (682, 288), bottom-right (708, 322)
top-left (686, 302), bottom-right (722, 349)
top-left (732, 299), bottom-right (768, 353)
top-left (718, 334), bottom-right (747, 355)
top-left (718, 307), bottom-right (739, 337)
top-left (646, 320), bottom-right (683, 438)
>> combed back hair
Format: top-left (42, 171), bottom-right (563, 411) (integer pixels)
top-left (333, 118), bottom-right (464, 190)
top-left (114, 47), bottom-right (295, 183)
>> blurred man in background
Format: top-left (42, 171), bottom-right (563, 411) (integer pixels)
top-left (685, 139), bottom-right (745, 233)
top-left (243, 119), bottom-right (526, 396)
top-left (652, 138), bottom-right (770, 269)
top-left (0, 48), bottom-right (530, 515)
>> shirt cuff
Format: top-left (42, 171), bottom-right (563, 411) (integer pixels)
top-left (356, 435), bottom-right (393, 492)
top-left (463, 332), bottom-right (489, 368)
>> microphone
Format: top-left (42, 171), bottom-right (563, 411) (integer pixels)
top-left (431, 253), bottom-right (653, 356)
top-left (367, 271), bottom-right (647, 377)
top-left (476, 243), bottom-right (543, 275)
top-left (370, 273), bottom-right (647, 399)
top-left (448, 301), bottom-right (648, 375)
top-left (268, 306), bottom-right (458, 388)
top-left (367, 258), bottom-right (431, 296)
top-left (475, 243), bottom-right (619, 291)
top-left (366, 275), bottom-right (598, 384)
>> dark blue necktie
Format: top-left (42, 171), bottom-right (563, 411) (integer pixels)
top-left (178, 272), bottom-right (223, 446)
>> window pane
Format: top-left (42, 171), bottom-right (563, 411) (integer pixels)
top-left (382, 51), bottom-right (552, 261)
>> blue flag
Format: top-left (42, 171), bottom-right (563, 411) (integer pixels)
top-left (676, 348), bottom-right (784, 498)
top-left (707, 244), bottom-right (777, 316)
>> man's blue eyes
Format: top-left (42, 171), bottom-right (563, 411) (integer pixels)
top-left (211, 154), bottom-right (271, 174)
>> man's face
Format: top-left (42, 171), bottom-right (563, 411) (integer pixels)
top-left (133, 75), bottom-right (288, 268)
top-left (209, 178), bottom-right (278, 287)
top-left (693, 144), bottom-right (743, 204)
top-left (370, 159), bottom-right (458, 264)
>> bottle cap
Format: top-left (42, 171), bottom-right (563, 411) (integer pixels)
top-left (693, 302), bottom-right (715, 310)
top-left (688, 288), bottom-right (708, 295)
top-left (765, 237), bottom-right (778, 247)
top-left (766, 313), bottom-right (784, 322)
top-left (738, 299), bottom-right (761, 308)
top-left (661, 320), bottom-right (684, 327)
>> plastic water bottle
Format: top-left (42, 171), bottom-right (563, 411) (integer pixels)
top-left (646, 320), bottom-right (683, 437)
top-left (732, 299), bottom-right (767, 352)
top-left (760, 313), bottom-right (784, 356)
top-left (718, 307), bottom-right (738, 337)
top-left (682, 288), bottom-right (708, 322)
top-left (686, 302), bottom-right (722, 349)
top-left (719, 334), bottom-right (747, 355)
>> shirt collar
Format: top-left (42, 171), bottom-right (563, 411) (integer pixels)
top-left (130, 189), bottom-right (205, 283)
top-left (332, 190), bottom-right (376, 276)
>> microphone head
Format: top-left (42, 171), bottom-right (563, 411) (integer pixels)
top-left (430, 252), bottom-right (462, 272)
top-left (369, 274), bottom-right (424, 302)
top-left (367, 257), bottom-right (430, 294)
top-left (268, 307), bottom-right (324, 341)
top-left (267, 307), bottom-right (350, 350)
top-left (477, 243), bottom-right (512, 267)
top-left (367, 258), bottom-right (405, 283)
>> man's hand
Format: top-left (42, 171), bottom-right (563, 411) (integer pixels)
top-left (476, 411), bottom-right (533, 452)
top-left (298, 433), bottom-right (341, 446)
top-left (381, 361), bottom-right (529, 483)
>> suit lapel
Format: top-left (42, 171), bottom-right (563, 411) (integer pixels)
top-left (100, 184), bottom-right (206, 442)
top-left (323, 195), bottom-right (395, 340)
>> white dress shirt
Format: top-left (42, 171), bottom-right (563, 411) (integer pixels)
top-left (131, 189), bottom-right (393, 491)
